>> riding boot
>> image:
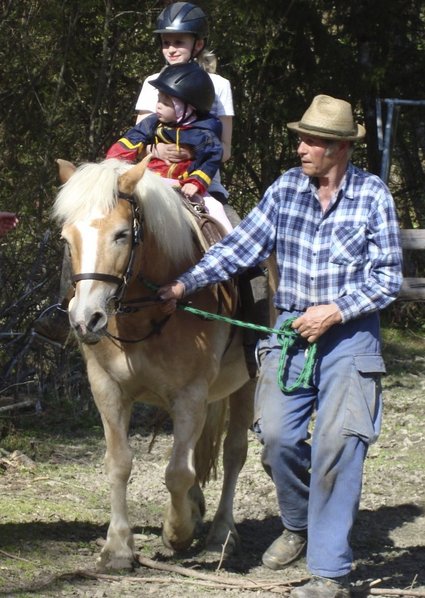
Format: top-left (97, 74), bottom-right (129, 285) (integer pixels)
top-left (32, 246), bottom-right (73, 348)
top-left (223, 203), bottom-right (241, 228)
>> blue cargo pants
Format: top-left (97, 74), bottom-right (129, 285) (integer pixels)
top-left (253, 310), bottom-right (385, 577)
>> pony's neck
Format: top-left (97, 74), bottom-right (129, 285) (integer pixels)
top-left (139, 233), bottom-right (199, 287)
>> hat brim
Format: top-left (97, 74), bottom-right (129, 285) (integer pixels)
top-left (287, 121), bottom-right (366, 142)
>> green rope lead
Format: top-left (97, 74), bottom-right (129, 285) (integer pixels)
top-left (143, 279), bottom-right (316, 391)
top-left (178, 305), bottom-right (317, 393)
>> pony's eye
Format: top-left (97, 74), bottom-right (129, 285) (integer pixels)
top-left (114, 230), bottom-right (130, 243)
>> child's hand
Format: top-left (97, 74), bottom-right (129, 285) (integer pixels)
top-left (181, 183), bottom-right (199, 198)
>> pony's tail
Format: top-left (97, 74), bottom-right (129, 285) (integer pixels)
top-left (194, 399), bottom-right (228, 486)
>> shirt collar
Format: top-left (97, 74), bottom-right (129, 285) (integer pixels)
top-left (304, 162), bottom-right (355, 200)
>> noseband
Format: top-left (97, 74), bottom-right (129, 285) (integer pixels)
top-left (71, 191), bottom-right (143, 304)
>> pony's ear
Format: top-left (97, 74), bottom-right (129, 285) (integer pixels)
top-left (118, 155), bottom-right (152, 195)
top-left (56, 159), bottom-right (77, 184)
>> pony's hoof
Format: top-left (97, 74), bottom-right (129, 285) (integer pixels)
top-left (162, 528), bottom-right (194, 552)
top-left (96, 549), bottom-right (135, 571)
top-left (206, 528), bottom-right (240, 555)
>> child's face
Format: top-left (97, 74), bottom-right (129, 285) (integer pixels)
top-left (161, 33), bottom-right (204, 64)
top-left (156, 92), bottom-right (177, 124)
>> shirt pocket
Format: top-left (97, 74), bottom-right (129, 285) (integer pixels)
top-left (342, 355), bottom-right (386, 444)
top-left (329, 225), bottom-right (367, 265)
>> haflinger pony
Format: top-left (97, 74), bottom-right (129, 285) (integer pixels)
top-left (53, 156), bottom-right (257, 570)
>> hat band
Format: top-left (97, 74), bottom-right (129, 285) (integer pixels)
top-left (299, 121), bottom-right (356, 137)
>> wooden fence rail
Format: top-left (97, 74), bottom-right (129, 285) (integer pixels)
top-left (399, 229), bottom-right (425, 301)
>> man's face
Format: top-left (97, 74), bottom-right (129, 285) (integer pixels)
top-left (297, 134), bottom-right (342, 178)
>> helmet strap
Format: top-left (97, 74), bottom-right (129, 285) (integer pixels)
top-left (172, 98), bottom-right (196, 124)
top-left (191, 37), bottom-right (205, 59)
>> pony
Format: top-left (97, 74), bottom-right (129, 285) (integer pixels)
top-left (53, 156), bottom-right (257, 570)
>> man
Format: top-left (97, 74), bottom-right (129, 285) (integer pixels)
top-left (158, 94), bottom-right (403, 597)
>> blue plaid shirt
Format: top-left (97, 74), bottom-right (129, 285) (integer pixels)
top-left (179, 163), bottom-right (403, 322)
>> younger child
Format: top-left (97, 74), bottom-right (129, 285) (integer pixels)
top-left (107, 62), bottom-right (232, 232)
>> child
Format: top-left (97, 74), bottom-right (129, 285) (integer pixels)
top-left (135, 2), bottom-right (235, 211)
top-left (107, 62), bottom-right (232, 233)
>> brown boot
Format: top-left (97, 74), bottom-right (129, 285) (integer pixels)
top-left (32, 303), bottom-right (71, 348)
top-left (290, 576), bottom-right (350, 598)
top-left (262, 528), bottom-right (307, 570)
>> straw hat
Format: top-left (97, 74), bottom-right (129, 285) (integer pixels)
top-left (287, 95), bottom-right (366, 141)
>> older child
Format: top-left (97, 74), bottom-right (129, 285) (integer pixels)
top-left (135, 2), bottom-right (234, 210)
top-left (107, 62), bottom-right (232, 232)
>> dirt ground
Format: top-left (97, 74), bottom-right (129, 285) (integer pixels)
top-left (0, 328), bottom-right (424, 597)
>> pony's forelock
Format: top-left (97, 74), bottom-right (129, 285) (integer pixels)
top-left (53, 159), bottom-right (129, 225)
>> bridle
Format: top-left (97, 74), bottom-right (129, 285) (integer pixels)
top-left (71, 191), bottom-right (169, 343)
top-left (71, 191), bottom-right (143, 306)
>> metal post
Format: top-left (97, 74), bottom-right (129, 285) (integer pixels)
top-left (380, 100), bottom-right (394, 183)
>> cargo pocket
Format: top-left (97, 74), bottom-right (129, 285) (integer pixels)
top-left (342, 355), bottom-right (386, 444)
top-left (252, 348), bottom-right (280, 443)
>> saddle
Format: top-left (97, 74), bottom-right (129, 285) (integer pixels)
top-left (180, 192), bottom-right (238, 318)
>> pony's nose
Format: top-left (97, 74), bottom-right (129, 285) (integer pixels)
top-left (70, 308), bottom-right (108, 342)
top-left (86, 310), bottom-right (108, 333)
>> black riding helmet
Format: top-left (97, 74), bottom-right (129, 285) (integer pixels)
top-left (154, 2), bottom-right (208, 40)
top-left (150, 63), bottom-right (214, 114)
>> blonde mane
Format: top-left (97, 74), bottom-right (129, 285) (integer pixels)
top-left (53, 159), bottom-right (196, 264)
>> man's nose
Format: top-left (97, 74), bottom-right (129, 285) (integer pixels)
top-left (297, 142), bottom-right (304, 155)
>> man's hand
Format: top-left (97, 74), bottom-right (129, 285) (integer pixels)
top-left (292, 303), bottom-right (342, 343)
top-left (153, 143), bottom-right (194, 164)
top-left (157, 281), bottom-right (185, 314)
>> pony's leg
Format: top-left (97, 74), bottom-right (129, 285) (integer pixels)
top-left (162, 384), bottom-right (208, 552)
top-left (206, 379), bottom-right (256, 554)
top-left (89, 372), bottom-right (134, 570)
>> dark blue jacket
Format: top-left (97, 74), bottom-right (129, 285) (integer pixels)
top-left (107, 113), bottom-right (223, 193)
